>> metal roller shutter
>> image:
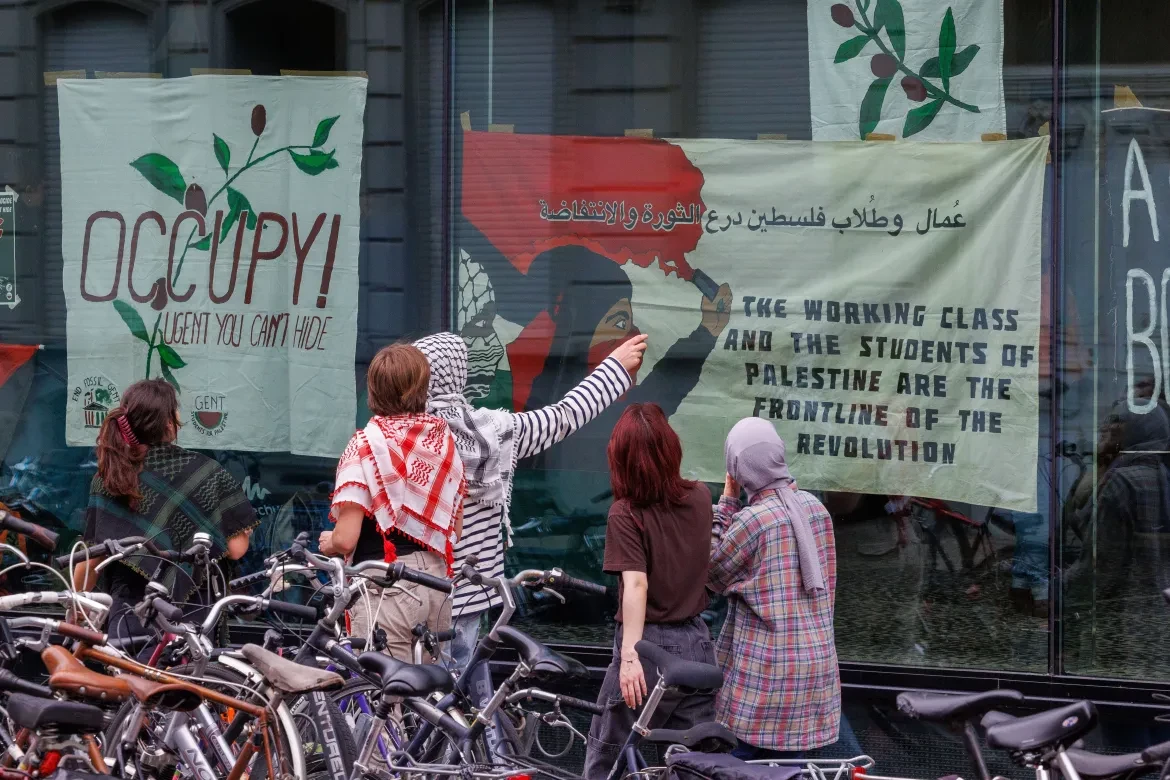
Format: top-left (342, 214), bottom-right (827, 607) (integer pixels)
top-left (42, 3), bottom-right (150, 343)
top-left (696, 0), bottom-right (811, 140)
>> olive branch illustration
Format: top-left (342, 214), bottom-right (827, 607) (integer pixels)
top-left (830, 0), bottom-right (982, 139)
top-left (115, 105), bottom-right (343, 392)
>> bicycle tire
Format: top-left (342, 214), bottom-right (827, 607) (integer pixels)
top-left (287, 685), bottom-right (361, 780)
top-left (332, 677), bottom-right (493, 769)
top-left (101, 661), bottom-right (303, 779)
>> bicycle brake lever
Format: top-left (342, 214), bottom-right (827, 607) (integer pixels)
top-left (542, 704), bottom-right (586, 742)
top-left (542, 587), bottom-right (566, 605)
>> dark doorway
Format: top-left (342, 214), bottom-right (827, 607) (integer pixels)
top-left (225, 0), bottom-right (343, 75)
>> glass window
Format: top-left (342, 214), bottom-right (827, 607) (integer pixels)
top-left (1059, 1), bottom-right (1170, 681)
top-left (0, 1), bottom-right (439, 604)
top-left (442, 0), bottom-right (1055, 673)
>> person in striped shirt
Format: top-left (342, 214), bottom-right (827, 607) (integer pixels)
top-left (412, 331), bottom-right (647, 687)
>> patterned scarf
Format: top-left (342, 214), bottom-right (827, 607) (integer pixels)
top-left (413, 333), bottom-right (516, 545)
top-left (85, 444), bottom-right (259, 602)
top-left (333, 414), bottom-right (466, 570)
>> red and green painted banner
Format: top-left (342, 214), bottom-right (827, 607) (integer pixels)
top-left (459, 131), bottom-right (1046, 511)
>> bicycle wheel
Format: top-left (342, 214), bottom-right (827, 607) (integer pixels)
top-left (101, 661), bottom-right (304, 779)
top-left (287, 685), bottom-right (361, 780)
top-left (331, 677), bottom-right (490, 770)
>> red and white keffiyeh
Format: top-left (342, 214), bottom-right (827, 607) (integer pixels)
top-left (331, 414), bottom-right (466, 571)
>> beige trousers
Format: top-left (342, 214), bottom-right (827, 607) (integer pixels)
top-left (348, 550), bottom-right (450, 662)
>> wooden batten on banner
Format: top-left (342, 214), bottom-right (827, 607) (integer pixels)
top-left (95, 72), bottom-right (161, 79)
top-left (624, 129), bottom-right (654, 138)
top-left (43, 70), bottom-right (85, 85)
top-left (1114, 85), bottom-right (1143, 108)
top-left (488, 124), bottom-right (514, 133)
top-left (280, 70), bottom-right (368, 78)
top-left (865, 132), bottom-right (895, 141)
top-left (981, 132), bottom-right (1007, 141)
top-left (757, 133), bottom-right (787, 140)
top-left (192, 68), bottom-right (252, 75)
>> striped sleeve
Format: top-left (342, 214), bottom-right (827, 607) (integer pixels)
top-left (511, 357), bottom-right (631, 461)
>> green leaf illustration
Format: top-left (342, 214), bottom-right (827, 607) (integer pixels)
top-left (834, 34), bottom-right (871, 63)
top-left (214, 134), bottom-right (231, 174)
top-left (129, 154), bottom-right (187, 204)
top-left (938, 7), bottom-right (957, 91)
top-left (156, 343), bottom-right (187, 369)
top-left (874, 0), bottom-right (906, 60)
top-left (859, 76), bottom-right (891, 140)
top-left (113, 299), bottom-right (150, 343)
top-left (312, 116), bottom-right (340, 148)
top-left (193, 234), bottom-right (211, 251)
top-left (288, 149), bottom-right (337, 176)
top-left (903, 98), bottom-right (944, 137)
top-left (226, 187), bottom-right (258, 232)
top-left (161, 363), bottom-right (181, 393)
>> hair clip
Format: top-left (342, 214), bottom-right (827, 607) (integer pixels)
top-left (116, 415), bottom-right (140, 447)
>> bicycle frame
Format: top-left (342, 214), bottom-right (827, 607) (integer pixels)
top-left (78, 646), bottom-right (279, 780)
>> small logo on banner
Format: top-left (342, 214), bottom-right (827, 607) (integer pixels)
top-left (70, 377), bottom-right (120, 430)
top-left (191, 393), bottom-right (229, 437)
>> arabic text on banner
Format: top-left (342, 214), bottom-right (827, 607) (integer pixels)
top-left (459, 133), bottom-right (1047, 512)
top-left (59, 76), bottom-right (365, 457)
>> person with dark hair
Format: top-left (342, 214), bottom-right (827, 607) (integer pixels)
top-left (322, 343), bottom-right (467, 661)
top-left (710, 418), bottom-right (839, 759)
top-left (76, 378), bottom-right (257, 641)
top-left (412, 331), bottom-right (647, 683)
top-left (582, 403), bottom-right (717, 780)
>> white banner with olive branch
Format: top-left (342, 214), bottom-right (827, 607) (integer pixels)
top-left (808, 0), bottom-right (1005, 140)
top-left (58, 76), bottom-right (366, 457)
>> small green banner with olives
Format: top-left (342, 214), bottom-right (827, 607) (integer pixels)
top-left (809, 0), bottom-right (1006, 140)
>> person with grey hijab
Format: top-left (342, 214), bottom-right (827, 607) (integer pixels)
top-left (709, 417), bottom-right (840, 759)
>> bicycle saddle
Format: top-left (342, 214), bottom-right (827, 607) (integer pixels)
top-left (984, 700), bottom-right (1097, 754)
top-left (666, 751), bottom-right (802, 780)
top-left (241, 644), bottom-right (344, 695)
top-left (357, 653), bottom-right (455, 697)
top-left (124, 675), bottom-right (203, 712)
top-left (41, 645), bottom-right (132, 702)
top-left (646, 721), bottom-right (738, 753)
top-left (497, 626), bottom-right (587, 679)
top-left (1060, 749), bottom-right (1158, 780)
top-left (636, 640), bottom-right (723, 692)
top-left (897, 689), bottom-right (1024, 723)
top-left (6, 692), bottom-right (105, 734)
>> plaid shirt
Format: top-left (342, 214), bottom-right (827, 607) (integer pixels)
top-left (708, 489), bottom-right (840, 751)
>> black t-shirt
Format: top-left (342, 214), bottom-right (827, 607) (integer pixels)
top-left (603, 482), bottom-right (714, 624)
top-left (352, 516), bottom-right (424, 563)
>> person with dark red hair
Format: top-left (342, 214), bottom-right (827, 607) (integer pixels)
top-left (583, 403), bottom-right (716, 780)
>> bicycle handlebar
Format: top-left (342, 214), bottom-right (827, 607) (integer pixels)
top-left (544, 569), bottom-right (608, 597)
top-left (392, 562), bottom-right (453, 594)
top-left (0, 511), bottom-right (58, 551)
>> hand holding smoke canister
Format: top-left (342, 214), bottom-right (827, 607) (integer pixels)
top-left (692, 269), bottom-right (725, 311)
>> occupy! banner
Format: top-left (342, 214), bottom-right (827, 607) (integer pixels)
top-left (59, 76), bottom-right (365, 457)
top-left (458, 133), bottom-right (1046, 511)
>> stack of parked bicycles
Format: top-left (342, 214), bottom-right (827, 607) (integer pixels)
top-left (0, 506), bottom-right (1166, 780)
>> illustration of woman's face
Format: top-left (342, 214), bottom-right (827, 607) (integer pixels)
top-left (590, 297), bottom-right (634, 349)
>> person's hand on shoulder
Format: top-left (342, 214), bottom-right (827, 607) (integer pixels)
top-left (723, 473), bottom-right (740, 499)
top-left (610, 334), bottom-right (648, 376)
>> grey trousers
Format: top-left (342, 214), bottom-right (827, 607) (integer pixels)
top-left (583, 617), bottom-right (717, 780)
